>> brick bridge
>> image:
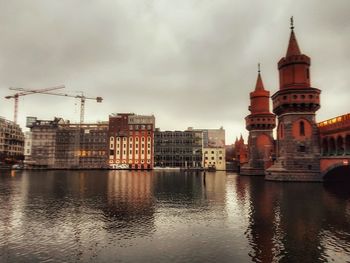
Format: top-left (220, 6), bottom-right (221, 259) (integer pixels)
top-left (318, 113), bottom-right (350, 181)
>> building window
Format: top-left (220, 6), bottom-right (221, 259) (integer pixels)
top-left (300, 121), bottom-right (305, 136)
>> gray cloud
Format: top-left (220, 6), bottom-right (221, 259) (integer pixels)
top-left (1, 0), bottom-right (349, 143)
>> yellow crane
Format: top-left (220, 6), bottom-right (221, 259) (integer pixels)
top-left (5, 85), bottom-right (65, 124)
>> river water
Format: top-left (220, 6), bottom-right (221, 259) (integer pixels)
top-left (0, 170), bottom-right (349, 263)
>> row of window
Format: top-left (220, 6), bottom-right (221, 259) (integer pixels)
top-left (110, 149), bottom-right (151, 156)
top-left (204, 156), bottom-right (223, 160)
top-left (204, 150), bottom-right (223, 154)
top-left (110, 136), bottom-right (151, 142)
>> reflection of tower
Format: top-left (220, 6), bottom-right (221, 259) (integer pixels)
top-left (236, 176), bottom-right (280, 262)
top-left (241, 65), bottom-right (276, 176)
top-left (266, 18), bottom-right (321, 181)
top-left (236, 176), bottom-right (329, 262)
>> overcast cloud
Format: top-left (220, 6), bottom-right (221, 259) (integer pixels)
top-left (0, 0), bottom-right (349, 143)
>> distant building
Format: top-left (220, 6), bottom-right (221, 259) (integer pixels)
top-left (27, 117), bottom-right (64, 168)
top-left (225, 144), bottom-right (235, 171)
top-left (187, 127), bottom-right (225, 148)
top-left (188, 127), bottom-right (226, 170)
top-left (24, 131), bottom-right (32, 161)
top-left (154, 130), bottom-right (202, 168)
top-left (55, 122), bottom-right (108, 169)
top-left (203, 148), bottom-right (226, 170)
top-left (108, 113), bottom-right (155, 169)
top-left (0, 117), bottom-right (24, 164)
top-left (234, 135), bottom-right (248, 171)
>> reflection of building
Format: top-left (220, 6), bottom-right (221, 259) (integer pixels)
top-left (154, 130), bottom-right (202, 168)
top-left (108, 113), bottom-right (155, 169)
top-left (55, 123), bottom-right (108, 169)
top-left (0, 117), bottom-right (24, 164)
top-left (241, 68), bottom-right (276, 176)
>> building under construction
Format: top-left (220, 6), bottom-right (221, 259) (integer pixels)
top-left (26, 117), bottom-right (108, 169)
top-left (0, 117), bottom-right (24, 165)
top-left (56, 122), bottom-right (108, 169)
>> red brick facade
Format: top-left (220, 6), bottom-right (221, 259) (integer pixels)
top-left (241, 69), bottom-right (276, 176)
top-left (108, 113), bottom-right (155, 170)
top-left (266, 24), bottom-right (322, 181)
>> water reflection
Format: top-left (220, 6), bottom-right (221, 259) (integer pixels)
top-left (235, 176), bottom-right (350, 262)
top-left (0, 170), bottom-right (349, 262)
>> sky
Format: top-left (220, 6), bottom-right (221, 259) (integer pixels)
top-left (0, 0), bottom-right (349, 144)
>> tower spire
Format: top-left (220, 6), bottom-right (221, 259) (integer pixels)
top-left (290, 16), bottom-right (294, 30)
top-left (255, 63), bottom-right (264, 91)
top-left (286, 17), bottom-right (301, 57)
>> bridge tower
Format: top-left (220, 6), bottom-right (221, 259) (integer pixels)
top-left (266, 18), bottom-right (322, 181)
top-left (241, 65), bottom-right (276, 176)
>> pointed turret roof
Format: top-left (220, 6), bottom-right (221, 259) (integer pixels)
top-left (286, 17), bottom-right (301, 57)
top-left (255, 72), bottom-right (264, 91)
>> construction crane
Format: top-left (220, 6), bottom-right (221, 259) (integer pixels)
top-left (9, 88), bottom-right (103, 124)
top-left (5, 85), bottom-right (65, 124)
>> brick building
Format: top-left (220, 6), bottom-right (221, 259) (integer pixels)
top-left (108, 113), bottom-right (155, 169)
top-left (241, 67), bottom-right (276, 175)
top-left (265, 21), bottom-right (322, 181)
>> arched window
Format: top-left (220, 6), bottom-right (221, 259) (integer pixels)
top-left (322, 138), bottom-right (329, 156)
top-left (346, 135), bottom-right (350, 155)
top-left (337, 136), bottom-right (344, 155)
top-left (300, 121), bottom-right (305, 136)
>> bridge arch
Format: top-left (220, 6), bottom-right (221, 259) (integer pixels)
top-left (322, 138), bottom-right (328, 156)
top-left (322, 163), bottom-right (350, 182)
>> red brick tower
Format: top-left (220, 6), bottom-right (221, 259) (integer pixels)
top-left (266, 18), bottom-right (322, 181)
top-left (241, 65), bottom-right (276, 175)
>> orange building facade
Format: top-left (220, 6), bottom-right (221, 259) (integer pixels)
top-left (108, 113), bottom-right (155, 170)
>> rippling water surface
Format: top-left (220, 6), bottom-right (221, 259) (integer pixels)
top-left (0, 170), bottom-right (349, 262)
